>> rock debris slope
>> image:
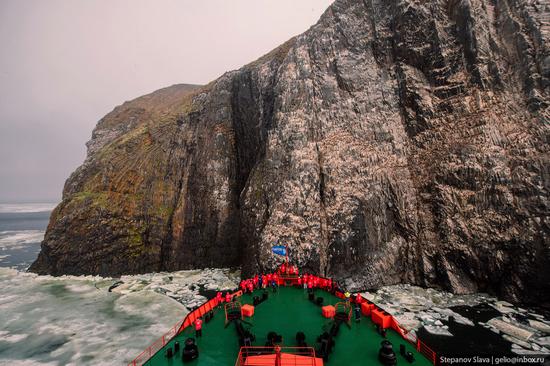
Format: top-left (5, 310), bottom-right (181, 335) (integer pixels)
top-left (31, 0), bottom-right (550, 306)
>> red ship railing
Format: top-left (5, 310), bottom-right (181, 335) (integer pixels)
top-left (235, 346), bottom-right (320, 366)
top-left (128, 291), bottom-right (241, 366)
top-left (129, 318), bottom-right (182, 366)
top-left (417, 338), bottom-right (438, 365)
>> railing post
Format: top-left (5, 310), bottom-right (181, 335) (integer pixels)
top-left (275, 346), bottom-right (282, 366)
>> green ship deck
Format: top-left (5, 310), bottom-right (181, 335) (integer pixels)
top-left (143, 286), bottom-right (432, 366)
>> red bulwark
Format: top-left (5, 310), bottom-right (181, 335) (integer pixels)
top-left (371, 308), bottom-right (392, 329)
top-left (361, 301), bottom-right (373, 316)
top-left (241, 304), bottom-right (255, 317)
top-left (321, 305), bottom-right (335, 318)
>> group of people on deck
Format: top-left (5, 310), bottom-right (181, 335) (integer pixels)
top-left (298, 273), bottom-right (334, 291)
top-left (214, 290), bottom-right (233, 304)
top-left (194, 263), bottom-right (344, 338)
top-left (236, 263), bottom-right (336, 294)
top-left (239, 272), bottom-right (279, 293)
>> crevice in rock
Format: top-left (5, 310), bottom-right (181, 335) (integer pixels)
top-left (158, 123), bottom-right (187, 272)
top-left (316, 143), bottom-right (330, 276)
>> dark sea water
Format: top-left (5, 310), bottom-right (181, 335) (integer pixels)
top-left (417, 303), bottom-right (513, 358)
top-left (0, 203), bottom-right (55, 270)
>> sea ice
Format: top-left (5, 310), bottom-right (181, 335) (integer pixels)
top-left (534, 336), bottom-right (550, 347)
top-left (0, 266), bottom-right (239, 365)
top-left (0, 203), bottom-right (57, 213)
top-left (0, 230), bottom-right (45, 249)
top-left (528, 319), bottom-right (550, 334)
top-left (367, 283), bottom-right (548, 355)
top-left (502, 334), bottom-right (532, 349)
top-left (423, 325), bottom-right (453, 336)
top-left (488, 318), bottom-right (534, 341)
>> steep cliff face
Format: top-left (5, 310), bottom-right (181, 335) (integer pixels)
top-left (31, 0), bottom-right (549, 306)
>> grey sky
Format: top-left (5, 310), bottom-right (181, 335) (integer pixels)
top-left (0, 0), bottom-right (333, 203)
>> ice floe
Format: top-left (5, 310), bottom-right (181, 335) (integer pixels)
top-left (528, 319), bottom-right (550, 335)
top-left (487, 318), bottom-right (534, 341)
top-left (423, 325), bottom-right (453, 336)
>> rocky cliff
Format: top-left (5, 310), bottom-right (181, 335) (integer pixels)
top-left (30, 0), bottom-right (549, 306)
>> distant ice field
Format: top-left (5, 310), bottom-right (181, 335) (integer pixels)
top-left (0, 203), bottom-right (57, 214)
top-left (0, 204), bottom-right (53, 270)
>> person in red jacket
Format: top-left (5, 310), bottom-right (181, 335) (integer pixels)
top-left (194, 317), bottom-right (203, 337)
top-left (216, 291), bottom-right (223, 306)
top-left (253, 275), bottom-right (259, 288)
top-left (247, 280), bottom-right (254, 293)
top-left (280, 263), bottom-right (286, 274)
top-left (225, 292), bottom-right (232, 303)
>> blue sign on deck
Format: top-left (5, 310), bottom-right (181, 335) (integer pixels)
top-left (271, 245), bottom-right (287, 256)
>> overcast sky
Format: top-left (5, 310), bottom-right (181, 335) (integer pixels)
top-left (0, 0), bottom-right (333, 203)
